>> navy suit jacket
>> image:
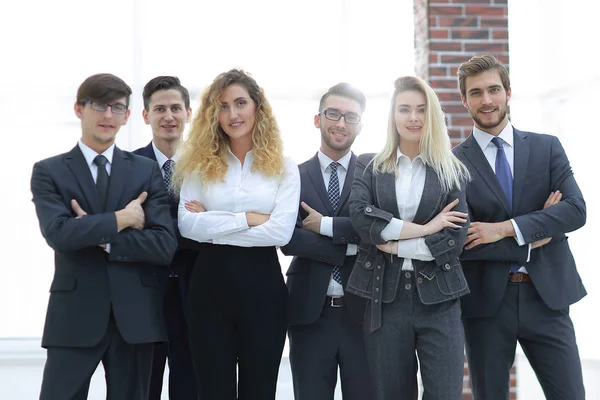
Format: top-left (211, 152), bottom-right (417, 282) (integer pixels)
top-left (31, 145), bottom-right (177, 347)
top-left (281, 153), bottom-right (365, 326)
top-left (132, 142), bottom-right (201, 277)
top-left (453, 128), bottom-right (587, 318)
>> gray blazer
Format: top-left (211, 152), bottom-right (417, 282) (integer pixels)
top-left (346, 153), bottom-right (470, 332)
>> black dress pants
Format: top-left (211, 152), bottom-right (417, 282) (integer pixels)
top-left (187, 245), bottom-right (288, 400)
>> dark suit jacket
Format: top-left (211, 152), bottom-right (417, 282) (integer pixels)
top-left (453, 129), bottom-right (587, 318)
top-left (132, 142), bottom-right (199, 278)
top-left (31, 145), bottom-right (178, 348)
top-left (281, 153), bottom-right (364, 326)
top-left (347, 153), bottom-right (469, 332)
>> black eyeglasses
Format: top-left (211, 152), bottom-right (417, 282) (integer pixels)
top-left (85, 100), bottom-right (128, 115)
top-left (321, 109), bottom-right (361, 124)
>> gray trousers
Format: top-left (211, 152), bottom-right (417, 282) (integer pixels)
top-left (364, 272), bottom-right (464, 400)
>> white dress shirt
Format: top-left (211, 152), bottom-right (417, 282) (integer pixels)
top-left (178, 149), bottom-right (300, 248)
top-left (316, 151), bottom-right (357, 296)
top-left (472, 123), bottom-right (531, 270)
top-left (380, 149), bottom-right (434, 271)
top-left (78, 140), bottom-right (115, 253)
top-left (152, 142), bottom-right (179, 178)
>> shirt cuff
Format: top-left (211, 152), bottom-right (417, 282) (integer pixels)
top-left (320, 217), bottom-right (333, 237)
top-left (511, 219), bottom-right (526, 246)
top-left (346, 244), bottom-right (357, 256)
top-left (526, 243), bottom-right (531, 263)
top-left (381, 218), bottom-right (404, 241)
top-left (104, 243), bottom-right (111, 253)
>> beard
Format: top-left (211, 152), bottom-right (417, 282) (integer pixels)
top-left (320, 126), bottom-right (357, 153)
top-left (470, 104), bottom-right (508, 131)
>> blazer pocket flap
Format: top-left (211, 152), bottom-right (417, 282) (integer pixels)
top-left (49, 276), bottom-right (77, 292)
top-left (435, 261), bottom-right (468, 296)
top-left (141, 272), bottom-right (159, 288)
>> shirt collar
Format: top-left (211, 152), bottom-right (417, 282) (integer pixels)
top-left (318, 150), bottom-right (352, 173)
top-left (396, 147), bottom-right (424, 165)
top-left (78, 140), bottom-right (115, 168)
top-left (473, 122), bottom-right (514, 151)
top-left (152, 141), bottom-right (179, 170)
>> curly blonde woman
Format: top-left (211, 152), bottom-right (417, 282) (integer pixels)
top-left (176, 69), bottom-right (300, 400)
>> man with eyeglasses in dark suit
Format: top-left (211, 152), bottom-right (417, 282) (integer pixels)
top-left (31, 73), bottom-right (177, 400)
top-left (282, 83), bottom-right (373, 400)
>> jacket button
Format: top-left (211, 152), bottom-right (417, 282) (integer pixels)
top-left (405, 272), bottom-right (411, 278)
top-left (376, 276), bottom-right (380, 280)
top-left (448, 239), bottom-right (455, 246)
top-left (377, 265), bottom-right (381, 270)
top-left (405, 283), bottom-right (411, 290)
top-left (443, 263), bottom-right (451, 271)
top-left (364, 261), bottom-right (371, 268)
top-left (365, 206), bottom-right (373, 213)
top-left (417, 277), bottom-right (423, 284)
top-left (374, 299), bottom-right (379, 303)
top-left (375, 288), bottom-right (380, 292)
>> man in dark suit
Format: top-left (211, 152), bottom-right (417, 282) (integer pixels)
top-left (133, 76), bottom-right (198, 400)
top-left (31, 73), bottom-right (178, 400)
top-left (453, 55), bottom-right (587, 400)
top-left (281, 83), bottom-right (372, 400)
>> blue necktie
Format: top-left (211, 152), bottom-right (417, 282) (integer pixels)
top-left (328, 162), bottom-right (342, 285)
top-left (491, 137), bottom-right (519, 273)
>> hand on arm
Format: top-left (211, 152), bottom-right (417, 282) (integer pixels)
top-left (115, 191), bottom-right (147, 231)
top-left (300, 202), bottom-right (322, 234)
top-left (465, 190), bottom-right (561, 250)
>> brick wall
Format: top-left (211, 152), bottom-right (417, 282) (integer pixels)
top-left (413, 1), bottom-right (515, 399)
top-left (414, 0), bottom-right (509, 145)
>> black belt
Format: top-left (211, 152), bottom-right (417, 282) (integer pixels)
top-left (325, 296), bottom-right (345, 308)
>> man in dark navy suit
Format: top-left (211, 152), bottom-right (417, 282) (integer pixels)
top-left (133, 76), bottom-right (199, 400)
top-left (282, 83), bottom-right (372, 400)
top-left (453, 55), bottom-right (587, 400)
top-left (31, 73), bottom-right (177, 400)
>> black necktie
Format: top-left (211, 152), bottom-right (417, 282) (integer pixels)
top-left (328, 162), bottom-right (343, 285)
top-left (163, 159), bottom-right (176, 205)
top-left (94, 155), bottom-right (109, 211)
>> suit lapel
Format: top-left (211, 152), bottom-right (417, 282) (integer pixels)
top-left (413, 167), bottom-right (443, 224)
top-left (140, 142), bottom-right (157, 161)
top-left (512, 129), bottom-right (529, 211)
top-left (337, 152), bottom-right (356, 216)
top-left (306, 154), bottom-right (334, 215)
top-left (375, 169), bottom-right (400, 219)
top-left (462, 134), bottom-right (512, 215)
top-left (106, 147), bottom-right (130, 212)
top-left (65, 145), bottom-right (103, 214)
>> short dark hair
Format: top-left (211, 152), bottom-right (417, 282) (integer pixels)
top-left (142, 76), bottom-right (190, 110)
top-left (76, 73), bottom-right (132, 106)
top-left (457, 54), bottom-right (511, 98)
top-left (319, 82), bottom-right (366, 113)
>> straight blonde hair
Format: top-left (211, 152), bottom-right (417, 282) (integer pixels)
top-left (373, 76), bottom-right (470, 192)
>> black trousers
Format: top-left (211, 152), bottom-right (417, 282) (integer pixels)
top-left (39, 312), bottom-right (154, 400)
top-left (464, 281), bottom-right (585, 400)
top-left (187, 245), bottom-right (288, 400)
top-left (288, 303), bottom-right (373, 400)
top-left (148, 274), bottom-right (198, 400)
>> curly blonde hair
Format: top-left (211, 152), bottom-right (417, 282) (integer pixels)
top-left (174, 69), bottom-right (284, 186)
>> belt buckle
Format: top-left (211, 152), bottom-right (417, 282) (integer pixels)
top-left (329, 296), bottom-right (343, 308)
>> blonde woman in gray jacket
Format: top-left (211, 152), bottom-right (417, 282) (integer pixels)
top-left (347, 76), bottom-right (471, 400)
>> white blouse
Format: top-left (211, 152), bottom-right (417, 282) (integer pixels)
top-left (178, 150), bottom-right (300, 248)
